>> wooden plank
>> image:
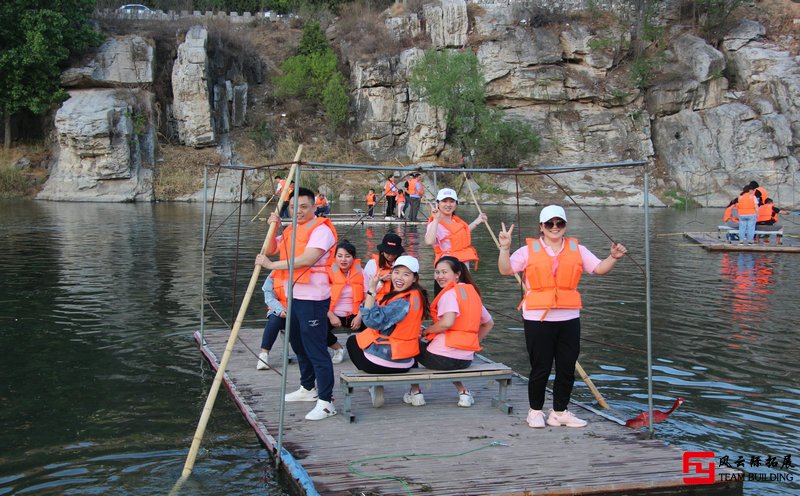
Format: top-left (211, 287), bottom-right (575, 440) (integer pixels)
top-left (196, 328), bottom-right (743, 496)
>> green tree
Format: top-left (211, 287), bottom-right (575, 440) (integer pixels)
top-left (273, 21), bottom-right (349, 129)
top-left (408, 49), bottom-right (540, 167)
top-left (0, 1), bottom-right (102, 148)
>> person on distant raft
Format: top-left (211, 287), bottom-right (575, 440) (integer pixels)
top-left (256, 187), bottom-right (338, 421)
top-left (737, 184), bottom-right (758, 245)
top-left (396, 189), bottom-right (406, 219)
top-left (425, 188), bottom-right (487, 296)
top-left (755, 198), bottom-right (790, 245)
top-left (406, 256), bottom-right (494, 408)
top-left (384, 175), bottom-right (398, 219)
top-left (498, 205), bottom-right (627, 429)
top-left (366, 189), bottom-right (377, 218)
top-left (314, 193), bottom-right (330, 217)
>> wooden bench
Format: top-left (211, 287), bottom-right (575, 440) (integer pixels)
top-left (717, 225), bottom-right (783, 241)
top-left (339, 362), bottom-right (514, 423)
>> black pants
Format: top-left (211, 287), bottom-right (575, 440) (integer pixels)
top-left (386, 196), bottom-right (396, 217)
top-left (346, 335), bottom-right (412, 374)
top-left (524, 318), bottom-right (581, 411)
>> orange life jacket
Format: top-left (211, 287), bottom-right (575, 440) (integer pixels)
top-left (397, 192), bottom-right (406, 204)
top-left (757, 203), bottom-right (774, 222)
top-left (723, 205), bottom-right (739, 223)
top-left (737, 193), bottom-right (756, 215)
top-left (328, 261), bottom-right (365, 315)
top-left (409, 177), bottom-right (424, 197)
top-left (356, 289), bottom-right (423, 359)
top-left (429, 282), bottom-right (482, 351)
top-left (273, 217), bottom-right (338, 287)
top-left (428, 215), bottom-right (479, 264)
top-left (315, 195), bottom-right (328, 207)
top-left (366, 193), bottom-right (377, 206)
top-left (371, 254), bottom-right (392, 297)
top-left (385, 179), bottom-right (397, 197)
top-left (521, 238), bottom-right (583, 318)
top-left (755, 186), bottom-right (768, 205)
top-left (272, 274), bottom-right (288, 308)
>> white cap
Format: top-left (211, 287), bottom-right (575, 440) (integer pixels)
top-left (392, 255), bottom-right (420, 273)
top-left (436, 188), bottom-right (458, 202)
top-left (539, 205), bottom-right (567, 223)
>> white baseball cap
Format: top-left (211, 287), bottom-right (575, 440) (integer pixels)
top-left (392, 255), bottom-right (420, 273)
top-left (436, 188), bottom-right (458, 202)
top-left (539, 205), bottom-right (567, 223)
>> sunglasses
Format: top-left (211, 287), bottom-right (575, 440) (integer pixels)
top-left (543, 219), bottom-right (567, 229)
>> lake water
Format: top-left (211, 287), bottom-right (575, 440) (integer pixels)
top-left (1, 199), bottom-right (797, 495)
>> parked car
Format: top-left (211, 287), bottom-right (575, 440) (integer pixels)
top-left (118, 4), bottom-right (152, 14)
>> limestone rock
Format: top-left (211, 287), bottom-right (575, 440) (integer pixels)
top-left (38, 89), bottom-right (154, 202)
top-left (172, 26), bottom-right (215, 147)
top-left (424, 0), bottom-right (468, 48)
top-left (722, 20), bottom-right (766, 52)
top-left (61, 36), bottom-right (155, 88)
top-left (384, 12), bottom-right (422, 40)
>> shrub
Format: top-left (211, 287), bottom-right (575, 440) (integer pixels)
top-left (471, 110), bottom-right (541, 167)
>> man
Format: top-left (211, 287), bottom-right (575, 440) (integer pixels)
top-left (256, 187), bottom-right (338, 420)
top-left (275, 176), bottom-right (295, 219)
top-left (408, 173), bottom-right (424, 221)
top-left (384, 175), bottom-right (398, 219)
top-left (756, 198), bottom-right (789, 245)
top-left (315, 193), bottom-right (330, 217)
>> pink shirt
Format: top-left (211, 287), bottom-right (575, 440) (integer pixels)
top-left (509, 238), bottom-right (602, 321)
top-left (277, 222), bottom-right (335, 301)
top-left (427, 288), bottom-right (492, 360)
top-left (332, 283), bottom-right (355, 317)
top-left (426, 220), bottom-right (452, 253)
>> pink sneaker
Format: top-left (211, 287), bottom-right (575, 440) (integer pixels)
top-left (526, 409), bottom-right (545, 428)
top-left (547, 409), bottom-right (587, 428)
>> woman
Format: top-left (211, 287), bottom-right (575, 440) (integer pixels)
top-left (408, 256), bottom-right (494, 407)
top-left (498, 205), bottom-right (627, 429)
top-left (737, 185), bottom-right (758, 245)
top-left (363, 232), bottom-right (405, 299)
top-left (346, 256), bottom-right (429, 384)
top-left (326, 241), bottom-right (365, 364)
top-left (396, 189), bottom-right (406, 219)
top-left (425, 188), bottom-right (487, 295)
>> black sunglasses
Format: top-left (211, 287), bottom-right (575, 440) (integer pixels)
top-left (543, 219), bottom-right (566, 229)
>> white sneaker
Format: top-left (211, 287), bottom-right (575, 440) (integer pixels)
top-left (256, 351), bottom-right (269, 370)
top-left (369, 386), bottom-right (384, 407)
top-left (457, 391), bottom-right (474, 408)
top-left (526, 408), bottom-right (545, 428)
top-left (403, 391), bottom-right (426, 406)
top-left (305, 399), bottom-right (336, 420)
top-left (384, 216), bottom-right (392, 220)
top-left (547, 409), bottom-right (587, 428)
top-left (285, 386), bottom-right (318, 402)
top-left (331, 347), bottom-right (345, 364)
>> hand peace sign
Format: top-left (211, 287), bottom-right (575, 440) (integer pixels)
top-left (498, 222), bottom-right (514, 250)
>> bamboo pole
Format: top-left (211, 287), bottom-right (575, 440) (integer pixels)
top-left (249, 192), bottom-right (277, 223)
top-left (172, 146), bottom-right (303, 492)
top-left (462, 173), bottom-right (610, 409)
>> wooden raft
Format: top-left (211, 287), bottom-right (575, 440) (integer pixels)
top-left (196, 328), bottom-right (742, 496)
top-left (684, 232), bottom-right (800, 252)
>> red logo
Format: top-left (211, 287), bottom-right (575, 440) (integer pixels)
top-left (683, 451), bottom-right (716, 484)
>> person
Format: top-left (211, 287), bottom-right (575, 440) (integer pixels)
top-left (425, 188), bottom-right (487, 295)
top-left (257, 271), bottom-right (345, 368)
top-left (366, 189), bottom-right (377, 218)
top-left (407, 256), bottom-right (494, 407)
top-left (723, 198), bottom-right (739, 242)
top-left (384, 175), bottom-right (398, 219)
top-left (346, 256), bottom-right (429, 385)
top-left (756, 198), bottom-right (789, 244)
top-left (497, 205), bottom-right (628, 429)
top-left (327, 241), bottom-right (365, 355)
top-left (396, 189), bottom-right (406, 219)
top-left (737, 184), bottom-right (758, 245)
top-left (749, 180), bottom-right (767, 206)
top-left (276, 178), bottom-right (295, 219)
top-left (363, 232), bottom-right (405, 299)
top-left (407, 173), bottom-right (424, 221)
top-left (256, 187), bottom-right (339, 421)
top-left (315, 193), bottom-right (330, 217)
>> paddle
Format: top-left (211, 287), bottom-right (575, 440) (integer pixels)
top-left (462, 173), bottom-right (610, 409)
top-left (172, 146), bottom-right (303, 493)
top-left (249, 192), bottom-right (277, 223)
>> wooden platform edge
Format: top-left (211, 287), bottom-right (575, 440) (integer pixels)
top-left (193, 331), bottom-right (321, 496)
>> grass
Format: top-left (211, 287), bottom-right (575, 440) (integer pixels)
top-left (153, 144), bottom-right (225, 199)
top-left (0, 144), bottom-right (48, 198)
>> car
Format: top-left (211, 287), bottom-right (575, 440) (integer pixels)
top-left (118, 4), bottom-right (152, 15)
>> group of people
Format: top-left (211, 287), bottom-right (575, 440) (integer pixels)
top-left (255, 185), bottom-right (628, 429)
top-left (366, 173), bottom-right (425, 220)
top-left (723, 180), bottom-right (789, 244)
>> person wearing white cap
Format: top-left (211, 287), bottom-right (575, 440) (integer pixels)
top-left (425, 187), bottom-right (488, 296)
top-left (346, 256), bottom-right (431, 397)
top-left (497, 205), bottom-right (627, 429)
